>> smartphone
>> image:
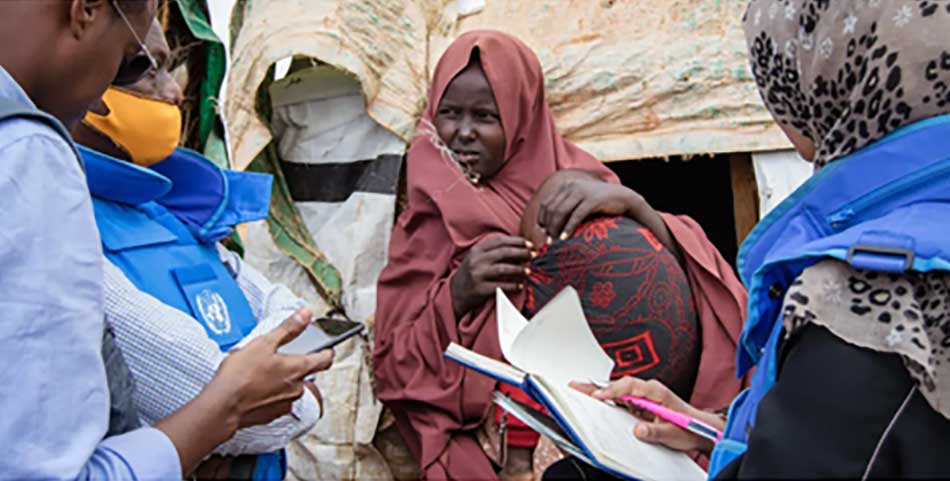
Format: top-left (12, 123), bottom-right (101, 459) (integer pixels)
top-left (278, 315), bottom-right (366, 355)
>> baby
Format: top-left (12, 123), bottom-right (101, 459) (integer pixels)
top-left (521, 169), bottom-right (700, 395)
top-left (497, 170), bottom-right (703, 472)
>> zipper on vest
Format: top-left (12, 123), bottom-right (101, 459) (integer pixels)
top-left (827, 157), bottom-right (950, 231)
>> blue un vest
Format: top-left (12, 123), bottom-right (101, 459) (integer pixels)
top-left (82, 146), bottom-right (286, 480)
top-left (708, 115), bottom-right (950, 477)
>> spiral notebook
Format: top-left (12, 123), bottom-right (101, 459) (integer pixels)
top-left (444, 287), bottom-right (706, 481)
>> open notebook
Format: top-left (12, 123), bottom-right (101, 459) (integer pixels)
top-left (444, 288), bottom-right (706, 481)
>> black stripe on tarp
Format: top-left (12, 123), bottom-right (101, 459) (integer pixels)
top-left (280, 154), bottom-right (403, 203)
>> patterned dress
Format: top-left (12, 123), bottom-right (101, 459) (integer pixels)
top-left (498, 216), bottom-right (700, 448)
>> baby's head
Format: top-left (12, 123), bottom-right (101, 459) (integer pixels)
top-left (520, 169), bottom-right (603, 247)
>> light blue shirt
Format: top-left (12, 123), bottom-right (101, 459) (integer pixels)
top-left (0, 66), bottom-right (180, 480)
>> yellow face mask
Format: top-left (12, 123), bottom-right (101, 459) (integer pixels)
top-left (83, 87), bottom-right (182, 167)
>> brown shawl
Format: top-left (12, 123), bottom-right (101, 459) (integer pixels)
top-left (374, 29), bottom-right (747, 480)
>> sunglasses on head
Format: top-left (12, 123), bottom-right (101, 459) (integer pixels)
top-left (111, 0), bottom-right (158, 86)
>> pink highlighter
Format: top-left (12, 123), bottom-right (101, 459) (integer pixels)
top-left (620, 396), bottom-right (723, 443)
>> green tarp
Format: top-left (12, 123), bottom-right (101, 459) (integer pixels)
top-left (173, 0), bottom-right (229, 168)
top-left (247, 143), bottom-right (345, 311)
top-left (175, 0), bottom-right (344, 310)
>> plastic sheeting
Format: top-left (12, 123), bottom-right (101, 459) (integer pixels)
top-left (174, 0), bottom-right (229, 165)
top-left (243, 67), bottom-right (405, 481)
top-left (751, 150), bottom-right (812, 218)
top-left (226, 0), bottom-right (790, 171)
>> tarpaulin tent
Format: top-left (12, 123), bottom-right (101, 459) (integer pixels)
top-left (160, 0), bottom-right (230, 167)
top-left (225, 0), bottom-right (792, 172)
top-left (243, 64), bottom-right (405, 481)
top-left (218, 1), bottom-right (811, 479)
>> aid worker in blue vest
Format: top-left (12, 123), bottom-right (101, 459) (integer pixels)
top-left (69, 19), bottom-right (329, 480)
top-left (0, 1), bottom-right (333, 479)
top-left (552, 1), bottom-right (950, 479)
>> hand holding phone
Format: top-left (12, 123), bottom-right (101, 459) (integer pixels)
top-left (277, 313), bottom-right (365, 355)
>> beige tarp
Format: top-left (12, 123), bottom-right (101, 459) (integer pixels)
top-left (226, 2), bottom-right (790, 479)
top-left (225, 0), bottom-right (790, 171)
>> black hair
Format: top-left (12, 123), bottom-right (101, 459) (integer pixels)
top-left (114, 0), bottom-right (148, 14)
top-left (468, 46), bottom-right (481, 67)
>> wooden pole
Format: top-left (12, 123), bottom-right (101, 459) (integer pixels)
top-left (730, 153), bottom-right (759, 247)
top-left (159, 0), bottom-right (170, 30)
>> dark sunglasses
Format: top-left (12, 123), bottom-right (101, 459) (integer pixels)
top-left (111, 0), bottom-right (158, 86)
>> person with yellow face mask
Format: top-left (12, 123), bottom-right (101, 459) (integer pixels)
top-left (73, 17), bottom-right (183, 167)
top-left (81, 82), bottom-right (183, 166)
top-left (71, 20), bottom-right (330, 481)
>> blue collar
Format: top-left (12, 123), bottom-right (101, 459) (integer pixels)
top-left (735, 114), bottom-right (950, 373)
top-left (81, 145), bottom-right (273, 243)
top-left (81, 144), bottom-right (172, 204)
top-left (738, 114), bottom-right (950, 285)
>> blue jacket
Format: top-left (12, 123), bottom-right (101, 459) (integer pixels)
top-left (709, 115), bottom-right (950, 476)
top-left (82, 145), bottom-right (286, 480)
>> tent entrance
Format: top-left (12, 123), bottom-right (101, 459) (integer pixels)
top-left (607, 154), bottom-right (756, 267)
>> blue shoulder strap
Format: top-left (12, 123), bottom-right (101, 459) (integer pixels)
top-left (0, 99), bottom-right (82, 169)
top-left (0, 99), bottom-right (145, 436)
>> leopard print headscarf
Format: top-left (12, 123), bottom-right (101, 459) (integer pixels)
top-left (744, 1), bottom-right (950, 418)
top-left (743, 0), bottom-right (950, 166)
top-left (783, 260), bottom-right (950, 419)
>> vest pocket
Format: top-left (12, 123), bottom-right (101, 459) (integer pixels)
top-left (172, 263), bottom-right (244, 350)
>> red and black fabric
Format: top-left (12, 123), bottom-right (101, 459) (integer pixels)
top-left (497, 215), bottom-right (700, 448)
top-left (528, 216), bottom-right (699, 394)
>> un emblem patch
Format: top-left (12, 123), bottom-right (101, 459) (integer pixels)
top-left (195, 289), bottom-right (231, 336)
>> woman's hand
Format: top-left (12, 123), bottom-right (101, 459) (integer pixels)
top-left (450, 235), bottom-right (533, 319)
top-left (570, 377), bottom-right (724, 454)
top-left (535, 174), bottom-right (681, 261)
top-left (537, 177), bottom-right (636, 242)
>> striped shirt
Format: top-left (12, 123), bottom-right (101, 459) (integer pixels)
top-left (104, 244), bottom-right (320, 456)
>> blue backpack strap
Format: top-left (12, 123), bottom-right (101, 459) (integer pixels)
top-left (846, 231), bottom-right (916, 273)
top-left (0, 100), bottom-right (142, 436)
top-left (0, 98), bottom-right (82, 169)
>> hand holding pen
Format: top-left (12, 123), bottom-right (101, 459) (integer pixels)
top-left (620, 396), bottom-right (722, 443)
top-left (569, 377), bottom-right (726, 454)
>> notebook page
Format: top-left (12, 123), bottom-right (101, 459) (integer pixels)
top-left (507, 287), bottom-right (613, 389)
top-left (535, 377), bottom-right (706, 481)
top-left (495, 288), bottom-right (529, 362)
top-left (444, 343), bottom-right (527, 386)
top-left (493, 392), bottom-right (593, 464)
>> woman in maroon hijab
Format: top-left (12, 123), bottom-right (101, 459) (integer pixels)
top-left (374, 30), bottom-right (747, 480)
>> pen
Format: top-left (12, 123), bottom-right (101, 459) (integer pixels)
top-left (620, 395), bottom-right (723, 443)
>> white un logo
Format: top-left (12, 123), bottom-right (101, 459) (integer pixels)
top-left (196, 289), bottom-right (231, 336)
